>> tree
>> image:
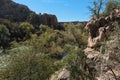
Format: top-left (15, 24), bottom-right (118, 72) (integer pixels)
top-left (88, 0), bottom-right (105, 19)
top-left (0, 49), bottom-right (58, 80)
top-left (103, 0), bottom-right (120, 16)
top-left (0, 24), bottom-right (10, 49)
top-left (19, 22), bottom-right (34, 40)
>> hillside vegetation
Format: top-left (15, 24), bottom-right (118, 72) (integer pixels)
top-left (0, 0), bottom-right (120, 80)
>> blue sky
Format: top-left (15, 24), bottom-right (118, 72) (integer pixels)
top-left (13, 0), bottom-right (92, 22)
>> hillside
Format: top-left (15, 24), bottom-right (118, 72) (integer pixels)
top-left (0, 0), bottom-right (120, 80)
top-left (0, 0), bottom-right (31, 22)
top-left (84, 7), bottom-right (120, 80)
top-left (0, 0), bottom-right (58, 28)
top-left (50, 6), bottom-right (120, 80)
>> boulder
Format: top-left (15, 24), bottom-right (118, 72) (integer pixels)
top-left (50, 68), bottom-right (70, 80)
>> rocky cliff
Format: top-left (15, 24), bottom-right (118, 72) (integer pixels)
top-left (0, 0), bottom-right (58, 27)
top-left (39, 13), bottom-right (58, 28)
top-left (84, 6), bottom-right (120, 80)
top-left (0, 0), bottom-right (31, 22)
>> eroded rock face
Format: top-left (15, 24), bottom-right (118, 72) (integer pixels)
top-left (0, 0), bottom-right (31, 22)
top-left (84, 6), bottom-right (120, 80)
top-left (39, 13), bottom-right (58, 27)
top-left (27, 13), bottom-right (58, 28)
top-left (85, 6), bottom-right (120, 48)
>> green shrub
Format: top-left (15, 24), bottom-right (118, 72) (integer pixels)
top-left (0, 49), bottom-right (58, 80)
top-left (63, 48), bottom-right (96, 80)
top-left (39, 24), bottom-right (49, 32)
top-left (0, 24), bottom-right (10, 49)
top-left (19, 22), bottom-right (34, 40)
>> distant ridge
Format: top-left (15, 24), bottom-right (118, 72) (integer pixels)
top-left (59, 21), bottom-right (88, 25)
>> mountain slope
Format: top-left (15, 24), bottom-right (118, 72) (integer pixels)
top-left (0, 0), bottom-right (58, 28)
top-left (0, 0), bottom-right (31, 22)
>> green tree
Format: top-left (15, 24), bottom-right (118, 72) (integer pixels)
top-left (0, 49), bottom-right (58, 80)
top-left (0, 24), bottom-right (10, 49)
top-left (103, 0), bottom-right (120, 16)
top-left (19, 22), bottom-right (34, 40)
top-left (64, 49), bottom-right (96, 80)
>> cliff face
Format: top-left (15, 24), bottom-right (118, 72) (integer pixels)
top-left (84, 6), bottom-right (120, 80)
top-left (85, 7), bottom-right (120, 48)
top-left (39, 13), bottom-right (58, 28)
top-left (27, 13), bottom-right (58, 28)
top-left (0, 0), bottom-right (58, 27)
top-left (0, 0), bottom-right (31, 22)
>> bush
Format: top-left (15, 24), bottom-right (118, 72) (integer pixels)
top-left (0, 49), bottom-right (58, 80)
top-left (0, 24), bottom-right (10, 49)
top-left (63, 48), bottom-right (96, 80)
top-left (19, 22), bottom-right (34, 40)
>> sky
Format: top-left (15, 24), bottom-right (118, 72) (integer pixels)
top-left (12, 0), bottom-right (92, 22)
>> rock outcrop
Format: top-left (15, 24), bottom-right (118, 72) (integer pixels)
top-left (39, 13), bottom-right (58, 28)
top-left (85, 6), bottom-right (120, 48)
top-left (0, 0), bottom-right (31, 22)
top-left (84, 6), bottom-right (120, 80)
top-left (50, 68), bottom-right (70, 80)
top-left (0, 0), bottom-right (58, 28)
top-left (27, 13), bottom-right (58, 28)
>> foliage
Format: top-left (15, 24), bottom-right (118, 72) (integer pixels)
top-left (0, 0), bottom-right (91, 79)
top-left (19, 22), bottom-right (34, 40)
top-left (103, 0), bottom-right (120, 16)
top-left (0, 20), bottom-right (89, 80)
top-left (0, 2), bottom-right (89, 79)
top-left (0, 24), bottom-right (10, 49)
top-left (63, 48), bottom-right (96, 80)
top-left (63, 23), bottom-right (88, 48)
top-left (104, 22), bottom-right (120, 62)
top-left (0, 49), bottom-right (59, 80)
top-left (39, 24), bottom-right (49, 32)
top-left (88, 0), bottom-right (120, 17)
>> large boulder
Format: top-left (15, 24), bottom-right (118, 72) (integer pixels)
top-left (50, 68), bottom-right (70, 80)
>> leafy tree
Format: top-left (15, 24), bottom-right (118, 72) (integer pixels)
top-left (0, 24), bottom-right (10, 49)
top-left (63, 48), bottom-right (96, 80)
top-left (103, 0), bottom-right (120, 16)
top-left (19, 22), bottom-right (34, 40)
top-left (0, 49), bottom-right (58, 80)
top-left (39, 24), bottom-right (49, 32)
